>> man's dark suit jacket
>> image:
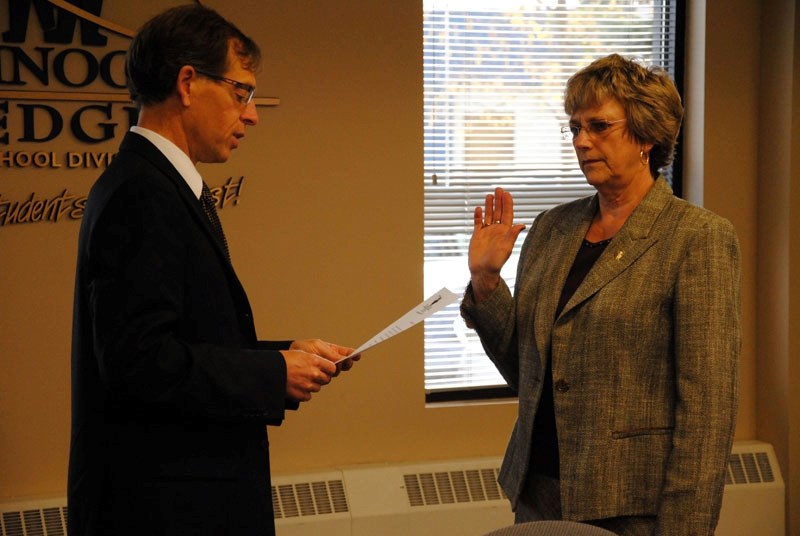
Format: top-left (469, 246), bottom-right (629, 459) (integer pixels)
top-left (68, 132), bottom-right (295, 535)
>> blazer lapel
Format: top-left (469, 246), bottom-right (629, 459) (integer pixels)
top-left (558, 178), bottom-right (673, 320)
top-left (118, 132), bottom-right (257, 342)
top-left (530, 196), bottom-right (595, 363)
top-left (121, 133), bottom-right (233, 267)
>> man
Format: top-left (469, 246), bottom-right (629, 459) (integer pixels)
top-left (68, 5), bottom-right (355, 535)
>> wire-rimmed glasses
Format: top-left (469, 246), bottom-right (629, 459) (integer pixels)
top-left (194, 69), bottom-right (256, 106)
top-left (561, 119), bottom-right (625, 142)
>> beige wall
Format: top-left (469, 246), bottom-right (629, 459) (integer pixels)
top-left (0, 0), bottom-right (797, 533)
top-left (750, 0), bottom-right (800, 532)
top-left (698, 0), bottom-right (761, 442)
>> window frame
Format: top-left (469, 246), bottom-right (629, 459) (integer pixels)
top-left (423, 0), bottom-right (687, 404)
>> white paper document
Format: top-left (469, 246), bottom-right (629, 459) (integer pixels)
top-left (336, 287), bottom-right (460, 363)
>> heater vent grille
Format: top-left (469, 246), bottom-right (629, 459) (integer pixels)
top-left (404, 467), bottom-right (506, 507)
top-left (271, 479), bottom-right (349, 520)
top-left (1, 507), bottom-right (66, 536)
top-left (726, 451), bottom-right (775, 485)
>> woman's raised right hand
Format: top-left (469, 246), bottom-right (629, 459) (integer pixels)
top-left (468, 187), bottom-right (526, 302)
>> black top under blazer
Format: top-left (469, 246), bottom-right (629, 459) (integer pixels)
top-left (68, 132), bottom-right (295, 535)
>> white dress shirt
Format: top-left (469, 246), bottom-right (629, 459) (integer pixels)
top-left (130, 126), bottom-right (203, 200)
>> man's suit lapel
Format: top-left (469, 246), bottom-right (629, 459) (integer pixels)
top-left (120, 132), bottom-right (258, 343)
top-left (557, 178), bottom-right (673, 320)
top-left (121, 133), bottom-right (233, 268)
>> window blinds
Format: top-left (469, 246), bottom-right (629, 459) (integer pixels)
top-left (423, 0), bottom-right (681, 395)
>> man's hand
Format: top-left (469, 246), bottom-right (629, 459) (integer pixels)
top-left (281, 339), bottom-right (359, 401)
top-left (290, 339), bottom-right (360, 374)
top-left (281, 349), bottom-right (338, 402)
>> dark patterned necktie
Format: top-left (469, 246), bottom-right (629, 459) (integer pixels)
top-left (200, 183), bottom-right (230, 261)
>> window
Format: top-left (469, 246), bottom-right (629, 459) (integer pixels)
top-left (423, 0), bottom-right (684, 401)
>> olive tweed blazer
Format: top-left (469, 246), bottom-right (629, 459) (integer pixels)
top-left (462, 178), bottom-right (740, 536)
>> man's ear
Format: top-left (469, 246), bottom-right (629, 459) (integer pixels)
top-left (176, 65), bottom-right (196, 106)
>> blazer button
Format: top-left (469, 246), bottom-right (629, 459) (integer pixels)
top-left (554, 379), bottom-right (570, 392)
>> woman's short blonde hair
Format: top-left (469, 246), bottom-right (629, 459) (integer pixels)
top-left (564, 54), bottom-right (684, 177)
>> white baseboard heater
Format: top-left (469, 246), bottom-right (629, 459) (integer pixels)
top-left (716, 440), bottom-right (786, 535)
top-left (0, 440), bottom-right (784, 535)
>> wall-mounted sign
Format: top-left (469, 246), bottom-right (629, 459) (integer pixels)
top-left (0, 1), bottom-right (275, 228)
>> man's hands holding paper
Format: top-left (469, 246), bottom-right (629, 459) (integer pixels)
top-left (280, 289), bottom-right (458, 401)
top-left (281, 339), bottom-right (359, 401)
top-left (291, 339), bottom-right (360, 373)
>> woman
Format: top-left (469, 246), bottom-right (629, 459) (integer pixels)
top-left (461, 54), bottom-right (740, 535)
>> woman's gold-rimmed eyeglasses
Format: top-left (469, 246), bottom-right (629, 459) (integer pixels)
top-left (561, 119), bottom-right (625, 142)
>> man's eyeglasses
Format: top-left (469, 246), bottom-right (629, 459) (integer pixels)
top-left (194, 69), bottom-right (256, 105)
top-left (561, 119), bottom-right (625, 142)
